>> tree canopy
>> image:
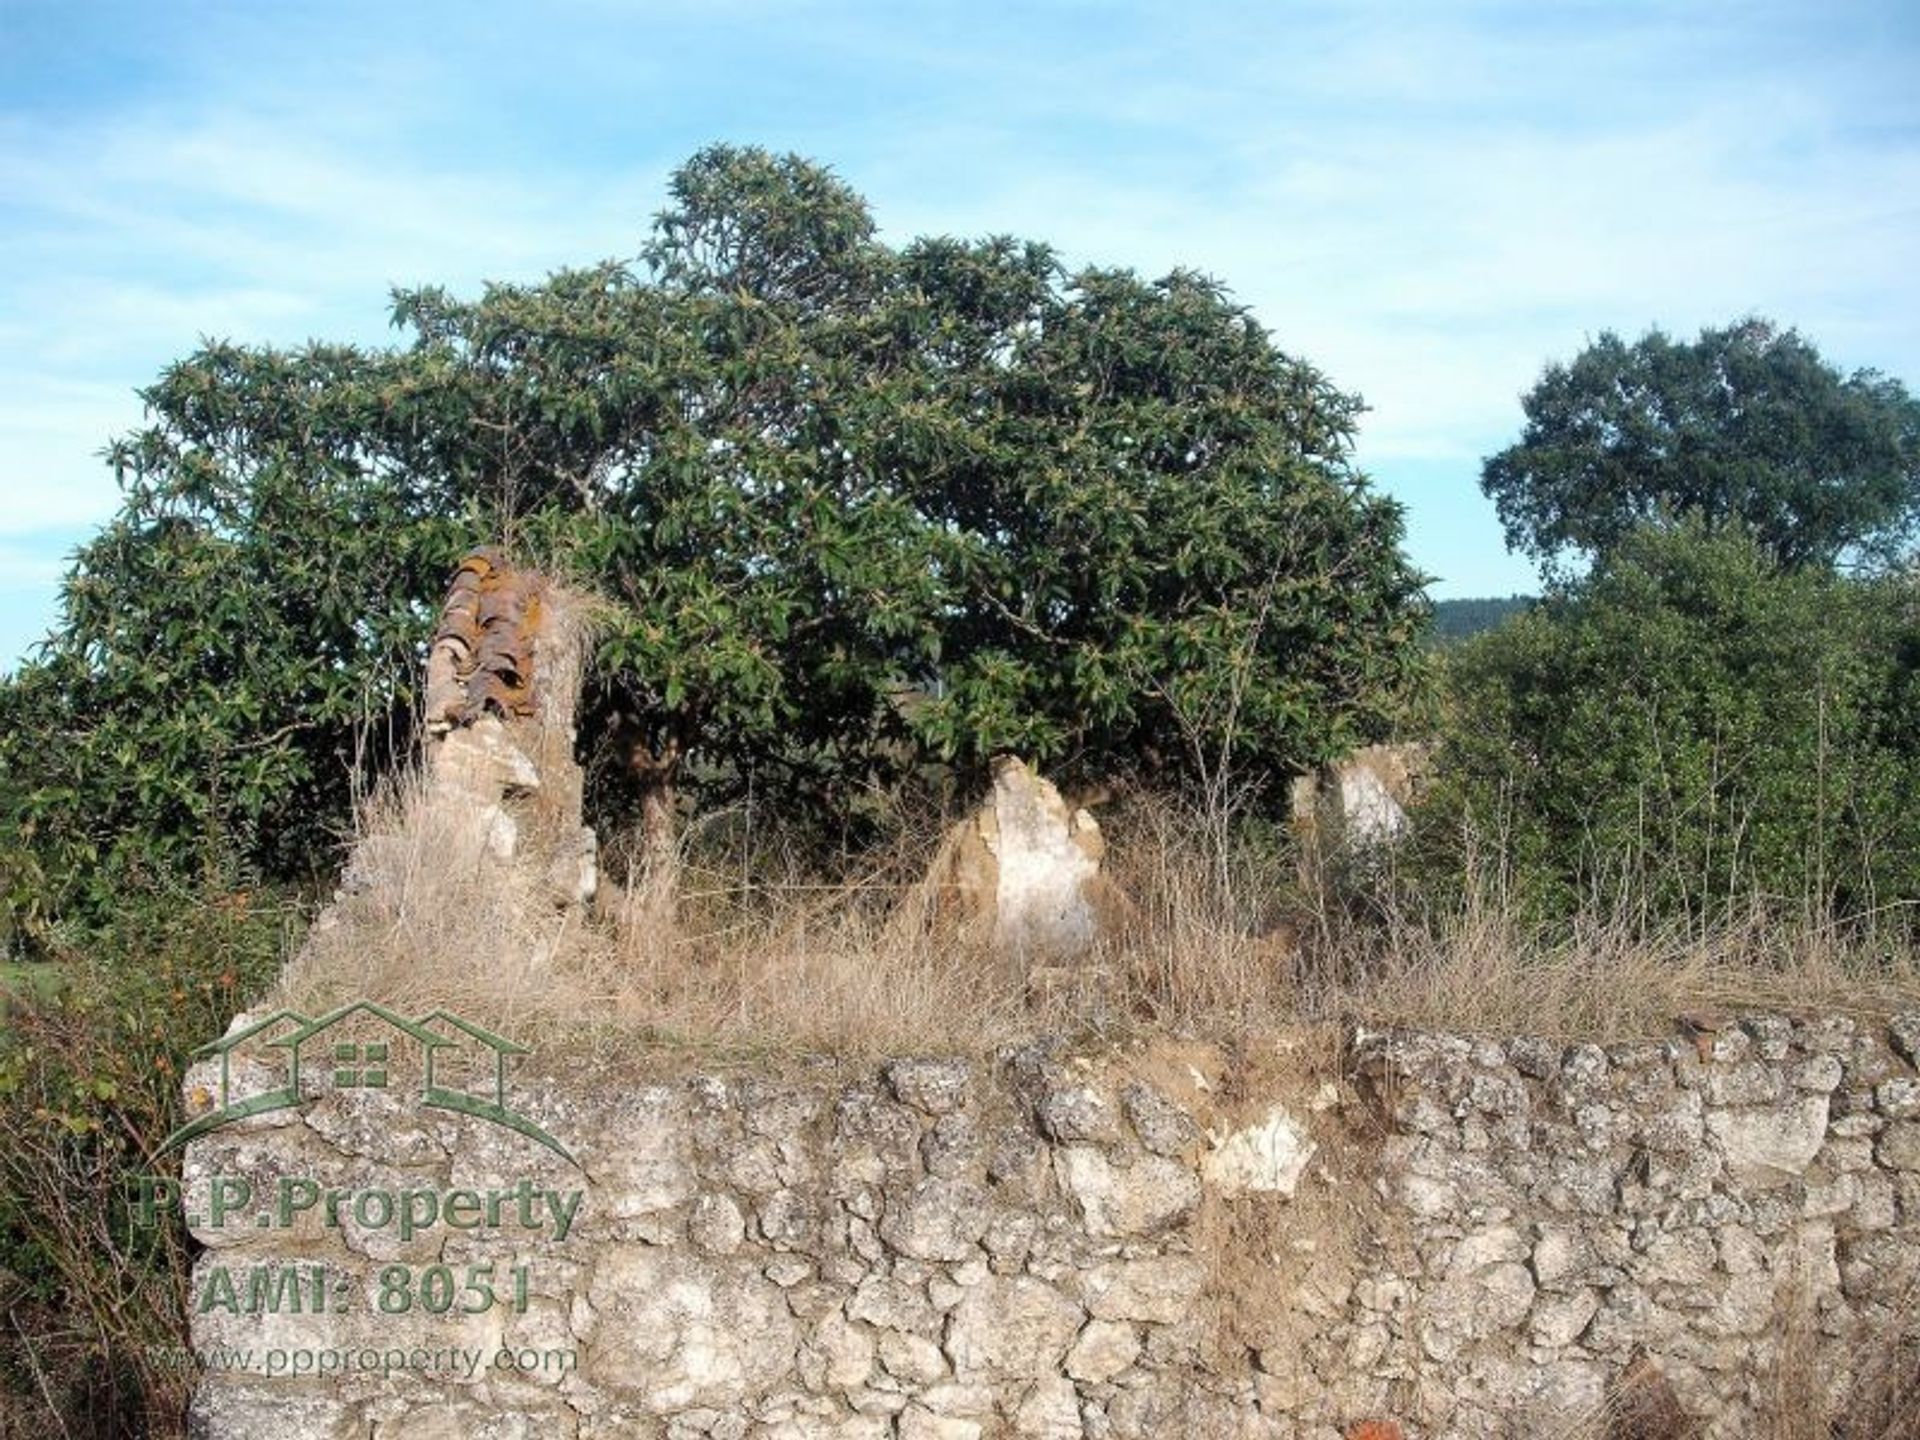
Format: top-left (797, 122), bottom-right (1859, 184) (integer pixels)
top-left (0, 144), bottom-right (1431, 927)
top-left (1481, 319), bottom-right (1920, 576)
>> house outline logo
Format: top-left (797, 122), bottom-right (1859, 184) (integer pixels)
top-left (155, 1000), bottom-right (574, 1162)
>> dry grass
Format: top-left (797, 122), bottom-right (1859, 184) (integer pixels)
top-left (274, 766), bottom-right (625, 1038)
top-left (1817, 1286), bottom-right (1920, 1440)
top-left (275, 772), bottom-right (1920, 1065)
top-left (1343, 893), bottom-right (1920, 1041)
top-left (1762, 1276), bottom-right (1839, 1440)
top-left (605, 858), bottom-right (1033, 1061)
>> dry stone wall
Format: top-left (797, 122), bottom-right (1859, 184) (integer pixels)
top-left (183, 1011), bottom-right (1920, 1438)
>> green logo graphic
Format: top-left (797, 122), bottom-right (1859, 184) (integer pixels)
top-left (156, 1000), bottom-right (574, 1162)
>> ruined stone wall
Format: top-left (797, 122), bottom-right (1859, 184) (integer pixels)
top-left (183, 1011), bottom-right (1920, 1439)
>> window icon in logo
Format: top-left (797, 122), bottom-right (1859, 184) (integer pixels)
top-left (156, 1000), bottom-right (576, 1162)
top-left (334, 1041), bottom-right (389, 1088)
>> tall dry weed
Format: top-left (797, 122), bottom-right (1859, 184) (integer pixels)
top-left (277, 781), bottom-right (1920, 1061)
top-left (274, 766), bottom-right (621, 1038)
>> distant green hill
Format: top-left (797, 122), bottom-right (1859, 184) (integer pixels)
top-left (1429, 594), bottom-right (1535, 644)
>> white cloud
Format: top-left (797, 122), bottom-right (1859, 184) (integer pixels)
top-left (0, 110), bottom-right (670, 550)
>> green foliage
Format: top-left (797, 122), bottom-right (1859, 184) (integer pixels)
top-left (0, 887), bottom-right (291, 1434)
top-left (1421, 522), bottom-right (1920, 919)
top-left (1482, 319), bottom-right (1920, 576)
top-left (886, 256), bottom-right (1430, 787)
top-left (1, 422), bottom-right (465, 923)
top-left (2, 144), bottom-right (1431, 930)
top-left (1427, 595), bottom-right (1534, 646)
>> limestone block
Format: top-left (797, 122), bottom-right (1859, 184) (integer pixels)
top-left (1538, 1152), bottom-right (1624, 1214)
top-left (582, 1249), bottom-right (798, 1412)
top-left (1081, 1255), bottom-right (1208, 1324)
top-left (189, 1386), bottom-right (363, 1440)
top-left (688, 1193), bottom-right (746, 1256)
top-left (807, 1312), bottom-right (875, 1392)
top-left (1790, 1054), bottom-right (1845, 1093)
top-left (433, 718), bottom-right (541, 802)
top-left (944, 1277), bottom-right (1083, 1381)
top-left (1560, 1043), bottom-right (1611, 1091)
top-left (577, 1086), bottom-right (696, 1221)
top-left (738, 1081), bottom-right (825, 1143)
top-left (982, 1210), bottom-right (1038, 1274)
top-left (1528, 1228), bottom-right (1589, 1297)
top-left (1875, 1120), bottom-right (1920, 1171)
top-left (1636, 1228), bottom-right (1716, 1287)
top-left (878, 1178), bottom-right (991, 1261)
top-left (1013, 1375), bottom-right (1082, 1438)
top-left (847, 1275), bottom-right (939, 1335)
top-left (916, 1381), bottom-right (996, 1418)
top-left (757, 1188), bottom-right (818, 1251)
top-left (1530, 1288), bottom-right (1599, 1347)
top-left (1875, 1078), bottom-right (1920, 1119)
top-left (1506, 1035), bottom-right (1563, 1078)
top-left (1633, 1089), bottom-right (1705, 1152)
top-left (1802, 1171), bottom-right (1858, 1219)
top-left (1739, 1013), bottom-right (1794, 1059)
top-left (302, 1086), bottom-right (449, 1167)
top-left (898, 1409), bottom-right (981, 1440)
top-left (1705, 1095), bottom-right (1829, 1187)
top-left (181, 1126), bottom-right (337, 1251)
top-left (1055, 1147), bottom-right (1201, 1236)
top-left (1037, 1085), bottom-right (1121, 1144)
top-left (1417, 1260), bottom-right (1535, 1362)
top-left (918, 1114), bottom-right (980, 1179)
top-left (878, 1331), bottom-right (949, 1386)
top-left (723, 1139), bottom-right (785, 1196)
top-left (1526, 1362), bottom-right (1608, 1425)
top-left (1695, 1268), bottom-right (1778, 1340)
top-left (1201, 1106), bottom-right (1317, 1199)
top-left (1704, 1062), bottom-right (1784, 1106)
top-left (886, 1060), bottom-right (973, 1116)
top-left (986, 1125), bottom-right (1049, 1191)
top-left (831, 1089), bottom-right (923, 1177)
top-left (370, 1401), bottom-right (571, 1438)
top-left (1449, 1225), bottom-right (1528, 1274)
top-left (1122, 1081), bottom-right (1200, 1157)
top-left (181, 1043), bottom-right (305, 1141)
top-left (1067, 1319), bottom-right (1141, 1381)
top-left (1852, 1171), bottom-right (1897, 1230)
top-left (1888, 1012), bottom-right (1920, 1068)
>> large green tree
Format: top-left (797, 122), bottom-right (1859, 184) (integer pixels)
top-left (1, 145), bottom-right (1429, 927)
top-left (1482, 319), bottom-right (1920, 576)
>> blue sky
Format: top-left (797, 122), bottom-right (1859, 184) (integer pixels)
top-left (3, 0), bottom-right (1917, 669)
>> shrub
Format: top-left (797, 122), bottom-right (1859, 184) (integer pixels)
top-left (0, 886), bottom-right (290, 1437)
top-left (1415, 521), bottom-right (1920, 921)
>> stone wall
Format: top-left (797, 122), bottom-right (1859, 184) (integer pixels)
top-left (182, 1011), bottom-right (1920, 1438)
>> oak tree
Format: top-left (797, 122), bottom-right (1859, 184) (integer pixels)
top-left (1482, 319), bottom-right (1920, 576)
